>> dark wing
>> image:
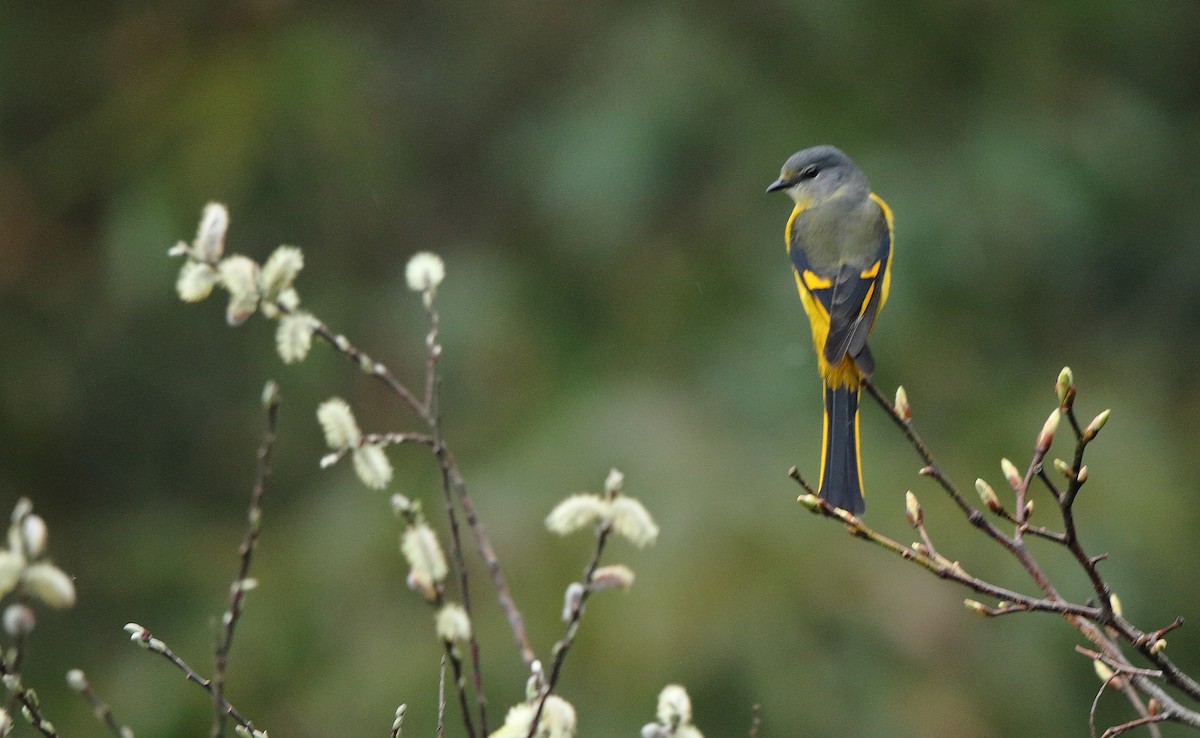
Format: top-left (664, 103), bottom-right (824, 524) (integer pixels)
top-left (790, 208), bottom-right (891, 377)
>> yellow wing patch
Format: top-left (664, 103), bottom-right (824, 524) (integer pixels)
top-left (802, 270), bottom-right (831, 290)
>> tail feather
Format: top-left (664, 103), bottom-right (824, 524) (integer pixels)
top-left (819, 385), bottom-right (865, 514)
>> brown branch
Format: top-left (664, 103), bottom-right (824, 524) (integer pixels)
top-left (1100, 714), bottom-right (1170, 738)
top-left (310, 321), bottom-right (427, 418)
top-left (0, 657), bottom-right (59, 737)
top-left (67, 670), bottom-right (132, 738)
top-left (125, 625), bottom-right (260, 735)
top-left (309, 305), bottom-right (535, 679)
top-left (447, 460), bottom-right (536, 668)
top-left (794, 490), bottom-right (1102, 620)
top-left (212, 381), bottom-right (280, 738)
top-left (812, 374), bottom-right (1200, 732)
top-left (527, 519), bottom-right (615, 738)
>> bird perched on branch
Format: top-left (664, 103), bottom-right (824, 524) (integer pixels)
top-left (767, 145), bottom-right (894, 515)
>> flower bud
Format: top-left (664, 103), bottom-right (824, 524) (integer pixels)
top-left (276, 312), bottom-right (316, 364)
top-left (259, 245), bottom-right (304, 305)
top-left (435, 603), bottom-right (472, 643)
top-left (590, 564), bottom-right (635, 592)
top-left (65, 670), bottom-right (87, 693)
top-left (604, 468), bottom-right (625, 495)
top-left (545, 495), bottom-right (606, 536)
top-left (1151, 638), bottom-right (1167, 655)
top-left (1084, 409), bottom-right (1111, 440)
top-left (0, 552), bottom-right (21, 599)
top-left (1076, 465), bottom-right (1088, 484)
top-left (1052, 458), bottom-right (1072, 477)
top-left (540, 695), bottom-right (577, 738)
top-left (405, 252), bottom-right (445, 293)
top-left (1055, 366), bottom-right (1074, 406)
top-left (1000, 458), bottom-right (1022, 490)
top-left (963, 599), bottom-right (989, 617)
top-left (20, 515), bottom-right (47, 558)
top-left (176, 261), bottom-right (219, 302)
top-left (904, 491), bottom-right (922, 527)
top-left (23, 563), bottom-right (75, 609)
top-left (495, 703), bottom-right (535, 738)
top-left (217, 255), bottom-right (261, 327)
top-left (894, 386), bottom-right (911, 422)
top-left (352, 444), bottom-right (394, 490)
top-left (526, 660), bottom-right (544, 701)
top-left (797, 494), bottom-right (822, 512)
top-left (401, 524), bottom-right (448, 600)
top-left (656, 684), bottom-right (692, 727)
top-left (1037, 409), bottom-right (1061, 451)
top-left (1109, 592), bottom-right (1123, 617)
top-left (123, 623), bottom-right (147, 639)
top-left (261, 380), bottom-right (280, 409)
top-left (2, 605), bottom-right (34, 637)
top-left (316, 398), bottom-right (360, 449)
top-left (562, 582), bottom-right (585, 621)
top-left (975, 479), bottom-right (1001, 513)
top-left (193, 203), bottom-right (229, 262)
top-left (1093, 659), bottom-right (1116, 684)
top-left (390, 494), bottom-right (413, 517)
top-left (609, 497), bottom-right (659, 548)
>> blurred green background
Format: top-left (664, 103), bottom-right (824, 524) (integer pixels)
top-left (4, 2), bottom-right (1200, 736)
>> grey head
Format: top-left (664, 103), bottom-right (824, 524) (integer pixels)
top-left (765, 145), bottom-right (870, 206)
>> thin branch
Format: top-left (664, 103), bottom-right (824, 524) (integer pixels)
top-left (0, 657), bottom-right (59, 737)
top-left (67, 669), bottom-right (133, 738)
top-left (447, 459), bottom-right (536, 668)
top-left (439, 637), bottom-right (478, 738)
top-left (308, 306), bottom-right (535, 674)
top-left (212, 381), bottom-right (280, 738)
top-left (815, 375), bottom-right (1200, 732)
top-left (794, 490), bottom-right (1102, 619)
top-left (1075, 646), bottom-right (1164, 679)
top-left (125, 625), bottom-right (260, 735)
top-left (390, 704), bottom-right (406, 738)
top-left (1100, 714), bottom-right (1170, 738)
top-left (438, 657), bottom-right (447, 738)
top-left (527, 520), bottom-right (615, 738)
top-left (310, 321), bottom-right (427, 417)
top-left (424, 292), bottom-right (485, 738)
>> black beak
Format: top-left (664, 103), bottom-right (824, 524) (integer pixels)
top-left (765, 177), bottom-right (790, 193)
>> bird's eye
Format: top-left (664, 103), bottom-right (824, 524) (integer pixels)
top-left (799, 164), bottom-right (819, 180)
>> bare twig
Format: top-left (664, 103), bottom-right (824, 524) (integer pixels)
top-left (0, 656), bottom-right (59, 737)
top-left (440, 638), bottom-right (478, 738)
top-left (306, 305), bottom-right (535, 674)
top-left (422, 293), bottom-right (487, 738)
top-left (125, 625), bottom-right (260, 735)
top-left (526, 518), bottom-right (616, 738)
top-left (212, 381), bottom-right (280, 738)
top-left (438, 657), bottom-right (447, 738)
top-left (792, 374), bottom-right (1200, 734)
top-left (1100, 713), bottom-right (1170, 738)
top-left (67, 669), bottom-right (133, 738)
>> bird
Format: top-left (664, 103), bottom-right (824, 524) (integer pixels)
top-left (767, 145), bottom-right (894, 515)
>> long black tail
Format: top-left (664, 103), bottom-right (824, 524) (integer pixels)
top-left (820, 384), bottom-right (865, 514)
